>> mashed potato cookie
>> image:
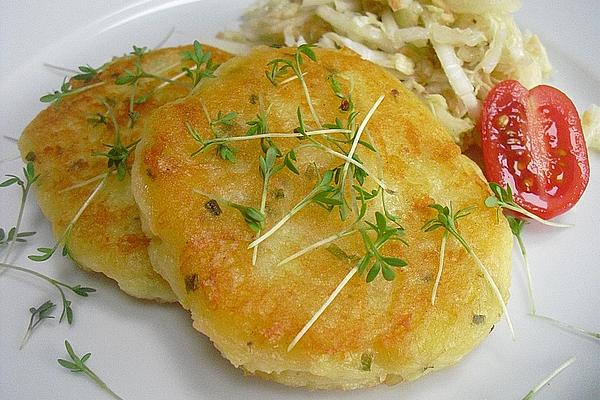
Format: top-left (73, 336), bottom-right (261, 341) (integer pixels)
top-left (19, 44), bottom-right (232, 302)
top-left (132, 46), bottom-right (512, 388)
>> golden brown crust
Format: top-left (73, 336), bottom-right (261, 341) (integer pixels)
top-left (18, 44), bottom-right (232, 302)
top-left (133, 46), bottom-right (512, 386)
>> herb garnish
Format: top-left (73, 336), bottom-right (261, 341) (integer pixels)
top-left (72, 64), bottom-right (105, 82)
top-left (115, 58), bottom-right (180, 87)
top-left (193, 189), bottom-right (265, 233)
top-left (485, 183), bottom-right (571, 228)
top-left (276, 185), bottom-right (380, 267)
top-left (249, 170), bottom-right (338, 249)
top-left (335, 94), bottom-right (384, 220)
top-left (506, 215), bottom-right (536, 314)
top-left (40, 78), bottom-right (105, 106)
top-left (131, 45), bottom-right (148, 58)
top-left (194, 94), bottom-right (389, 252)
top-left (88, 112), bottom-right (109, 127)
top-left (277, 228), bottom-right (357, 267)
top-left (58, 171), bottom-right (116, 194)
top-left (430, 231), bottom-right (448, 305)
top-left (0, 163), bottom-right (95, 327)
top-left (0, 162), bottom-right (38, 264)
top-left (248, 98), bottom-right (276, 265)
top-left (182, 40), bottom-right (219, 92)
top-left (93, 99), bottom-right (140, 180)
top-left (358, 211), bottom-right (407, 282)
top-left (521, 357), bottom-right (575, 399)
top-left (20, 300), bottom-right (55, 349)
top-left (423, 203), bottom-right (515, 338)
top-left (360, 353), bottom-right (373, 371)
top-left (29, 173), bottom-right (109, 263)
top-left (253, 146), bottom-right (283, 264)
top-left (287, 189), bottom-right (407, 351)
top-left (532, 314), bottom-right (600, 341)
top-left (1, 262), bottom-right (95, 324)
top-left (189, 127), bottom-right (352, 155)
top-left (152, 41), bottom-right (218, 94)
top-left (116, 45), bottom-right (176, 127)
top-left (58, 340), bottom-right (124, 400)
top-left (488, 190), bottom-right (597, 340)
top-left (266, 44), bottom-right (322, 128)
top-left (188, 103), bottom-right (239, 162)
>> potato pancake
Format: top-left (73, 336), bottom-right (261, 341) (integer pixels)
top-left (19, 44), bottom-right (232, 302)
top-left (132, 46), bottom-right (512, 387)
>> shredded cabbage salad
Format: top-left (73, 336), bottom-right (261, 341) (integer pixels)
top-left (582, 104), bottom-right (600, 152)
top-left (220, 0), bottom-right (597, 152)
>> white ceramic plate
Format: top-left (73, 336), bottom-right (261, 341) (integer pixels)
top-left (1, 1), bottom-right (599, 399)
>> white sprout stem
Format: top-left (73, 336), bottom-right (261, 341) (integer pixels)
top-left (43, 63), bottom-right (79, 74)
top-left (516, 235), bottom-right (536, 315)
top-left (252, 174), bottom-right (271, 266)
top-left (348, 174), bottom-right (360, 215)
top-left (278, 72), bottom-right (306, 86)
top-left (298, 74), bottom-right (322, 129)
top-left (454, 233), bottom-right (515, 340)
top-left (277, 228), bottom-right (357, 267)
top-left (55, 173), bottom-right (109, 248)
top-left (59, 171), bottom-right (115, 193)
top-left (532, 314), bottom-right (600, 340)
top-left (318, 146), bottom-right (392, 192)
top-left (199, 99), bottom-right (212, 123)
top-left (204, 129), bottom-right (352, 145)
top-left (68, 81), bottom-right (106, 96)
top-left (93, 378), bottom-right (125, 400)
top-left (151, 61), bottom-right (184, 77)
top-left (154, 26), bottom-right (176, 49)
top-left (502, 204), bottom-right (572, 228)
top-left (1, 186), bottom-right (29, 266)
top-left (248, 192), bottom-right (315, 249)
top-left (288, 265), bottom-right (358, 352)
top-left (127, 83), bottom-right (138, 128)
top-left (143, 73), bottom-right (184, 87)
top-left (20, 323), bottom-right (34, 350)
top-left (146, 58), bottom-right (197, 89)
top-left (522, 357), bottom-right (576, 400)
top-left (155, 66), bottom-right (194, 91)
top-left (251, 97), bottom-right (272, 266)
top-left (431, 232), bottom-right (448, 305)
top-left (20, 313), bottom-right (52, 349)
top-left (340, 95), bottom-right (385, 187)
top-left (0, 262), bottom-right (72, 304)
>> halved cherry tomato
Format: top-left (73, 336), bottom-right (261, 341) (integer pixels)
top-left (481, 80), bottom-right (589, 219)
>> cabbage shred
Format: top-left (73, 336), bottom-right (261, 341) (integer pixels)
top-left (582, 104), bottom-right (600, 152)
top-left (220, 0), bottom-right (553, 148)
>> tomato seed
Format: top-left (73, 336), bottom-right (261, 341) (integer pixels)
top-left (496, 114), bottom-right (509, 128)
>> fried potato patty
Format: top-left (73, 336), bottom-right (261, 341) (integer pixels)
top-left (132, 46), bottom-right (512, 387)
top-left (18, 44), bottom-right (232, 301)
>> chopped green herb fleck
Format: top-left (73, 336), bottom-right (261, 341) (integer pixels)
top-left (360, 353), bottom-right (373, 371)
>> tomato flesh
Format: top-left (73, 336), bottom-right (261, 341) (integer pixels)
top-left (481, 80), bottom-right (590, 219)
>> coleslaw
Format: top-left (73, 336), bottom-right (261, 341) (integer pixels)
top-left (220, 0), bottom-right (557, 148)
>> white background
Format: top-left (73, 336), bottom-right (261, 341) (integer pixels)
top-left (1, 1), bottom-right (599, 399)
